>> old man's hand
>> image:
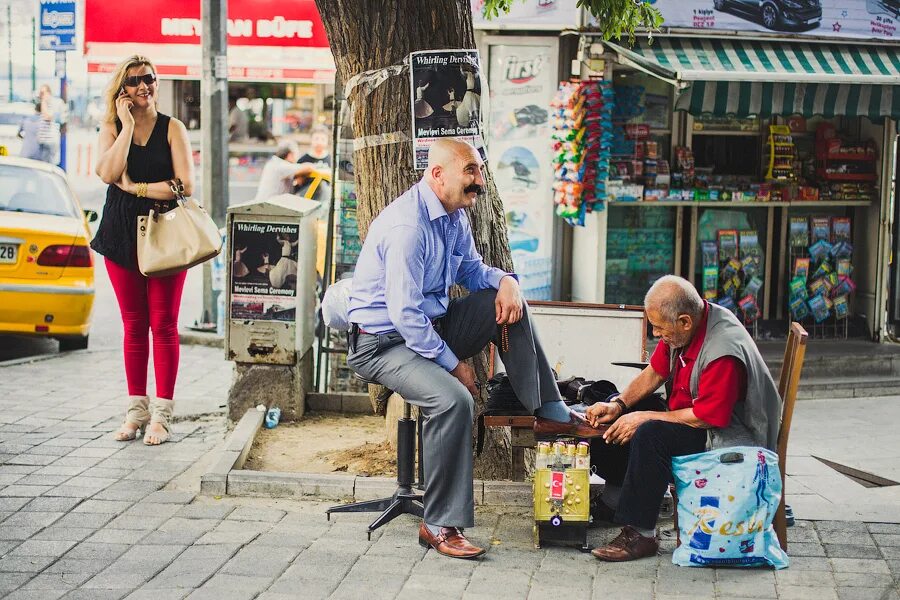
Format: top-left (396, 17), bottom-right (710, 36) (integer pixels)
top-left (495, 276), bottom-right (523, 325)
top-left (585, 402), bottom-right (621, 427)
top-left (603, 411), bottom-right (654, 445)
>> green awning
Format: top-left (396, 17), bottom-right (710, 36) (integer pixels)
top-left (606, 37), bottom-right (900, 120)
top-left (608, 37), bottom-right (900, 84)
top-left (676, 82), bottom-right (900, 120)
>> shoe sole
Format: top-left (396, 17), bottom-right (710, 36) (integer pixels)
top-left (418, 537), bottom-right (486, 559)
top-left (591, 549), bottom-right (659, 561)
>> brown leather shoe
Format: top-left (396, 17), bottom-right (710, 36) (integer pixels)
top-left (533, 414), bottom-right (609, 440)
top-left (591, 526), bottom-right (659, 562)
top-left (418, 523), bottom-right (486, 559)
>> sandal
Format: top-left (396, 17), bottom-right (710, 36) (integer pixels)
top-left (144, 398), bottom-right (174, 445)
top-left (114, 396), bottom-right (149, 442)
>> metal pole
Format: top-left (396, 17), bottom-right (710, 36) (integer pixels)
top-left (7, 4), bottom-right (12, 101)
top-left (201, 0), bottom-right (229, 328)
top-left (31, 16), bottom-right (35, 96)
top-left (59, 71), bottom-right (66, 170)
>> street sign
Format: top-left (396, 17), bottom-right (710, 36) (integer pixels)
top-left (39, 0), bottom-right (77, 51)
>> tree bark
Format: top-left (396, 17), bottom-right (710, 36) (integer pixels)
top-left (316, 0), bottom-right (514, 479)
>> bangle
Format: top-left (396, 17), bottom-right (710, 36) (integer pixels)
top-left (135, 182), bottom-right (148, 198)
top-left (612, 397), bottom-right (628, 414)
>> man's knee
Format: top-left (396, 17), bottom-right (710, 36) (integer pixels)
top-left (436, 384), bottom-right (475, 420)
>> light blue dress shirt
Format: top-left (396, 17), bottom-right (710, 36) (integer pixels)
top-left (348, 181), bottom-right (512, 372)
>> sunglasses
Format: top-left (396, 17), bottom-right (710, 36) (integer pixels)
top-left (123, 73), bottom-right (157, 88)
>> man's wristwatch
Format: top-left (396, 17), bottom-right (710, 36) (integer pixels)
top-left (612, 397), bottom-right (628, 414)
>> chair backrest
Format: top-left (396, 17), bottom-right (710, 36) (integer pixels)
top-left (776, 322), bottom-right (808, 463)
top-left (773, 322), bottom-right (808, 550)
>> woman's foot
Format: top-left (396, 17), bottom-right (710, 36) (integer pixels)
top-left (114, 422), bottom-right (141, 442)
top-left (143, 421), bottom-right (170, 445)
top-left (114, 395), bottom-right (150, 441)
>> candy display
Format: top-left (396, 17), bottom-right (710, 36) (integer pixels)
top-left (766, 125), bottom-right (797, 181)
top-left (550, 79), bottom-right (613, 226)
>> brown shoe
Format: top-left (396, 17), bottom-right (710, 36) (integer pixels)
top-left (418, 523), bottom-right (486, 559)
top-left (533, 415), bottom-right (609, 440)
top-left (591, 526), bottom-right (659, 562)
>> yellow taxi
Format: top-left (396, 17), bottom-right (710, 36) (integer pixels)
top-left (0, 156), bottom-right (96, 350)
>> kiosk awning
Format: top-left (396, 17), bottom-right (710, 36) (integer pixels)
top-left (607, 37), bottom-right (900, 119)
top-left (675, 82), bottom-right (900, 120)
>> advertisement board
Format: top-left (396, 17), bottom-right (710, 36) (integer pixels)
top-left (230, 221), bottom-right (300, 323)
top-left (487, 41), bottom-right (558, 300)
top-left (84, 0), bottom-right (335, 82)
top-left (653, 0), bottom-right (896, 39)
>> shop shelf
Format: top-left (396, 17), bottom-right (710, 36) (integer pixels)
top-left (819, 153), bottom-right (876, 161)
top-left (816, 172), bottom-right (878, 182)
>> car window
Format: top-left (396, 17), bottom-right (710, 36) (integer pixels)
top-left (0, 164), bottom-right (78, 218)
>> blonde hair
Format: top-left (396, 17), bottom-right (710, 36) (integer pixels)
top-left (103, 55), bottom-right (157, 124)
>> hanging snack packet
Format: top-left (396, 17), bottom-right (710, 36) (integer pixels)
top-left (808, 294), bottom-right (830, 322)
top-left (808, 278), bottom-right (827, 298)
top-left (743, 276), bottom-right (763, 298)
top-left (739, 295), bottom-right (761, 323)
top-left (833, 295), bottom-right (849, 319)
top-left (789, 276), bottom-right (808, 301)
top-left (808, 240), bottom-right (832, 263)
top-left (837, 258), bottom-right (852, 277)
top-left (790, 296), bottom-right (811, 320)
top-left (793, 257), bottom-right (810, 279)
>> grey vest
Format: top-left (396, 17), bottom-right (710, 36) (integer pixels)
top-left (685, 304), bottom-right (782, 451)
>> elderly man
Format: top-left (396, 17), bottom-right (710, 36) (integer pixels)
top-left (585, 275), bottom-right (781, 562)
top-left (347, 138), bottom-right (603, 559)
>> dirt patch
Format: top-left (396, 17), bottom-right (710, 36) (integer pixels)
top-left (243, 412), bottom-right (397, 477)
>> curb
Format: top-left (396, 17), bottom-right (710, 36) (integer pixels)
top-left (200, 406), bottom-right (533, 506)
top-left (200, 407), bottom-right (265, 495)
top-left (179, 330), bottom-right (224, 349)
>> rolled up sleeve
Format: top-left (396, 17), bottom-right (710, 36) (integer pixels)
top-left (383, 225), bottom-right (459, 372)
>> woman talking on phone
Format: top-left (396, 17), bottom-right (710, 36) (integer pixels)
top-left (91, 55), bottom-right (195, 445)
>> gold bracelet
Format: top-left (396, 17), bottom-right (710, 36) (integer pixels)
top-left (135, 182), bottom-right (147, 198)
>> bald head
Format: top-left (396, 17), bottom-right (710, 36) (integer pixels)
top-left (423, 138), bottom-right (485, 213)
top-left (644, 275), bottom-right (704, 324)
top-left (427, 138), bottom-right (478, 170)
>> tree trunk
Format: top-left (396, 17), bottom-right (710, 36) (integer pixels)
top-left (316, 0), bottom-right (514, 479)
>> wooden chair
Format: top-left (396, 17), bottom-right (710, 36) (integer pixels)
top-left (773, 322), bottom-right (808, 551)
top-left (674, 322), bottom-right (808, 550)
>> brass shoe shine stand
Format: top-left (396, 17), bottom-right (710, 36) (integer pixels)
top-left (533, 438), bottom-right (592, 552)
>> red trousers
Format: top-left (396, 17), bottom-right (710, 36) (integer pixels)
top-left (105, 258), bottom-right (187, 400)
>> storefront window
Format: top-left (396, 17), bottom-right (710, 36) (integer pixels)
top-left (605, 206), bottom-right (676, 306)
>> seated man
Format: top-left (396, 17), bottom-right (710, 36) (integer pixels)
top-left (585, 275), bottom-right (781, 562)
top-left (347, 138), bottom-right (603, 560)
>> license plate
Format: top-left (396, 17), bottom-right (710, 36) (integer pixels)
top-left (0, 243), bottom-right (17, 264)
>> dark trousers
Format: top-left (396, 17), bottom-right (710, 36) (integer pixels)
top-left (590, 401), bottom-right (707, 530)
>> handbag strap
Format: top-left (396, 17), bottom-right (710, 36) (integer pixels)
top-left (168, 178), bottom-right (186, 202)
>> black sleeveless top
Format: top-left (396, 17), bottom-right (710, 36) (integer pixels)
top-left (90, 113), bottom-right (176, 269)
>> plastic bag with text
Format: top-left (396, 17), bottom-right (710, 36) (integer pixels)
top-left (672, 446), bottom-right (789, 569)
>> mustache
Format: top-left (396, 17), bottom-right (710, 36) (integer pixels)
top-left (464, 183), bottom-right (484, 195)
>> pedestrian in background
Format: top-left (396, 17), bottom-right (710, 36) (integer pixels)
top-left (89, 55), bottom-right (195, 445)
top-left (18, 102), bottom-right (44, 161)
top-left (253, 140), bottom-right (315, 202)
top-left (37, 84), bottom-right (64, 165)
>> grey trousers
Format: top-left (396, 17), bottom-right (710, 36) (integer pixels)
top-left (346, 289), bottom-right (561, 528)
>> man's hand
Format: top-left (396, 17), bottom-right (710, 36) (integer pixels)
top-left (603, 411), bottom-right (655, 445)
top-left (495, 276), bottom-right (523, 325)
top-left (451, 361), bottom-right (479, 398)
top-left (585, 401), bottom-right (623, 427)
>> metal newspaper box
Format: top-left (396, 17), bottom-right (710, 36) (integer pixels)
top-left (225, 195), bottom-right (320, 365)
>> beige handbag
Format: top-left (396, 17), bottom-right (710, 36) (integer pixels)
top-left (136, 179), bottom-right (222, 277)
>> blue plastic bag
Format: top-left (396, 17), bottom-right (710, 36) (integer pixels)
top-left (672, 446), bottom-right (789, 569)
